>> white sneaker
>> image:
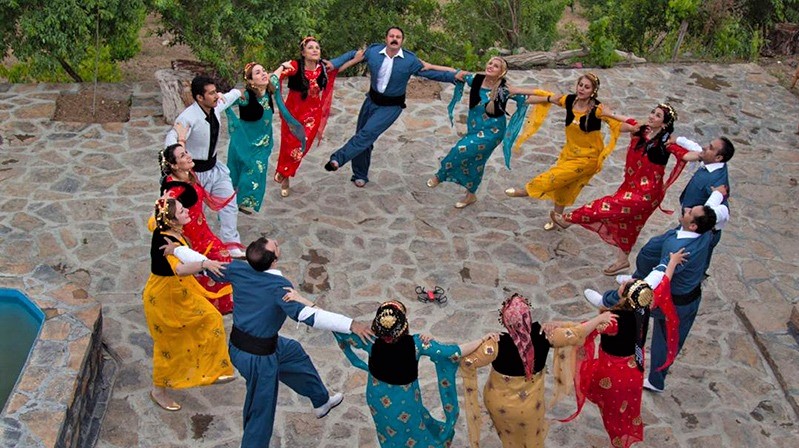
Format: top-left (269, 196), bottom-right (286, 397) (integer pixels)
top-left (616, 274), bottom-right (633, 285)
top-left (229, 248), bottom-right (245, 259)
top-left (643, 378), bottom-right (664, 393)
top-left (314, 392), bottom-right (344, 418)
top-left (583, 289), bottom-right (604, 308)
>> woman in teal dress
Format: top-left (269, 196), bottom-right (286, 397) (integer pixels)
top-left (334, 301), bottom-right (496, 448)
top-left (426, 57), bottom-right (534, 208)
top-left (225, 62), bottom-right (303, 213)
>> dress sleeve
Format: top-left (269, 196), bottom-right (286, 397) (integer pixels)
top-left (459, 339), bottom-right (498, 448)
top-left (280, 60), bottom-right (298, 80)
top-left (548, 322), bottom-right (587, 411)
top-left (417, 336), bottom-right (461, 442)
top-left (595, 103), bottom-right (624, 172)
top-left (512, 89), bottom-right (555, 153)
top-left (333, 332), bottom-right (372, 372)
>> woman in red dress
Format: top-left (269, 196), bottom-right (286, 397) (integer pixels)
top-left (273, 37), bottom-right (363, 197)
top-left (551, 104), bottom-right (700, 275)
top-left (158, 123), bottom-right (241, 314)
top-left (560, 250), bottom-right (685, 448)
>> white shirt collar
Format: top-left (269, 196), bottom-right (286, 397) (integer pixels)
top-left (676, 228), bottom-right (700, 239)
top-left (379, 47), bottom-right (404, 58)
top-left (265, 268), bottom-right (283, 277)
top-left (702, 162), bottom-right (725, 172)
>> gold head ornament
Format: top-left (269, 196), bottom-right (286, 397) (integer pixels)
top-left (657, 103), bottom-right (678, 125)
top-left (243, 61), bottom-right (258, 80)
top-left (300, 36), bottom-right (317, 48)
top-left (583, 72), bottom-right (600, 98)
top-left (621, 279), bottom-right (654, 309)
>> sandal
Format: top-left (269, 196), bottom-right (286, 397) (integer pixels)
top-left (603, 260), bottom-right (631, 276)
top-left (274, 172), bottom-right (285, 183)
top-left (549, 210), bottom-right (571, 229)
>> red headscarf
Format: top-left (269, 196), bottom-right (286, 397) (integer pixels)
top-left (499, 294), bottom-right (535, 380)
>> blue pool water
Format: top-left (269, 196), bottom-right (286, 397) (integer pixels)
top-left (0, 288), bottom-right (44, 410)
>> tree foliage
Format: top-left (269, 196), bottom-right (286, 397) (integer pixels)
top-left (0, 0), bottom-right (146, 82)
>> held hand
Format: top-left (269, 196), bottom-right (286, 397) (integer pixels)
top-left (455, 71), bottom-right (468, 82)
top-left (482, 332), bottom-right (500, 342)
top-left (667, 134), bottom-right (678, 145)
top-left (324, 60), bottom-right (335, 71)
top-left (281, 287), bottom-right (315, 307)
top-left (159, 239), bottom-right (181, 256)
top-left (540, 322), bottom-right (559, 335)
top-left (630, 123), bottom-right (643, 133)
top-left (712, 185), bottom-right (729, 197)
top-left (352, 48), bottom-right (365, 63)
top-left (669, 247), bottom-right (689, 265)
top-left (216, 92), bottom-right (227, 104)
top-left (173, 122), bottom-right (189, 141)
top-left (203, 260), bottom-right (228, 276)
top-left (420, 333), bottom-right (434, 344)
top-left (598, 311), bottom-right (617, 325)
top-left (350, 321), bottom-right (375, 344)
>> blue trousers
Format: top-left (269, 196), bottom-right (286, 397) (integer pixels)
top-left (647, 296), bottom-right (702, 390)
top-left (230, 336), bottom-right (330, 448)
top-left (329, 96), bottom-right (403, 183)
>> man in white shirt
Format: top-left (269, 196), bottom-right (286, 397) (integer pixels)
top-left (165, 76), bottom-right (244, 256)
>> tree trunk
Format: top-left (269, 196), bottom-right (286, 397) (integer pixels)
top-left (156, 69), bottom-right (195, 124)
top-left (672, 20), bottom-right (689, 61)
top-left (57, 57), bottom-right (83, 83)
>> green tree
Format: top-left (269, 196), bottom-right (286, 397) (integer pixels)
top-left (0, 0), bottom-right (146, 82)
top-left (444, 0), bottom-right (567, 52)
top-left (151, 0), bottom-right (325, 83)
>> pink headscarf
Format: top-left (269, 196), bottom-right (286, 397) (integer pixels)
top-left (499, 294), bottom-right (535, 380)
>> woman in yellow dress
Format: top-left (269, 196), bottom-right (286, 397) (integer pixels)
top-left (142, 196), bottom-right (234, 411)
top-left (459, 293), bottom-right (616, 447)
top-left (505, 73), bottom-right (625, 230)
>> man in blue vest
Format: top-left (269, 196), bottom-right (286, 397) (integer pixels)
top-left (673, 136), bottom-right (734, 269)
top-left (169, 237), bottom-right (373, 447)
top-left (324, 26), bottom-right (465, 187)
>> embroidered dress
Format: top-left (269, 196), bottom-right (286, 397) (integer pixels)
top-left (225, 84), bottom-right (276, 212)
top-left (566, 135), bottom-right (689, 253)
top-left (162, 176), bottom-right (235, 314)
top-left (460, 323), bottom-right (585, 448)
top-left (436, 74), bottom-right (526, 193)
top-left (518, 94), bottom-right (623, 206)
top-left (276, 60), bottom-right (338, 178)
top-left (334, 333), bottom-right (461, 448)
top-left (142, 229), bottom-right (233, 389)
top-left (562, 311), bottom-right (646, 448)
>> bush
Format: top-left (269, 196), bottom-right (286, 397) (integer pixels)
top-left (586, 16), bottom-right (621, 67)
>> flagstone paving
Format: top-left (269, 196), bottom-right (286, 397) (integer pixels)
top-left (1, 63), bottom-right (798, 447)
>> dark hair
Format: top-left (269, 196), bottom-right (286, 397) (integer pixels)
top-left (294, 58), bottom-right (328, 100)
top-left (191, 75), bottom-right (215, 102)
top-left (386, 26), bottom-right (404, 38)
top-left (718, 137), bottom-right (735, 162)
top-left (694, 206), bottom-right (717, 234)
top-left (246, 237), bottom-right (277, 271)
top-left (159, 144), bottom-right (181, 178)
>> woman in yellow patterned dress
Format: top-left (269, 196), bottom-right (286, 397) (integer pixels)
top-left (505, 73), bottom-right (625, 230)
top-left (459, 293), bottom-right (615, 447)
top-left (142, 197), bottom-right (234, 411)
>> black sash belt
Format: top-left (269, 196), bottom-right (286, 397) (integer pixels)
top-left (230, 326), bottom-right (278, 355)
top-left (192, 155), bottom-right (217, 173)
top-left (369, 88), bottom-right (406, 108)
top-left (672, 284), bottom-right (702, 306)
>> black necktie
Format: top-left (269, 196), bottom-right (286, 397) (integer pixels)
top-left (207, 109), bottom-right (220, 160)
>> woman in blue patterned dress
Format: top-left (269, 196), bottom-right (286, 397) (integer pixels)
top-left (225, 62), bottom-right (302, 213)
top-left (334, 301), bottom-right (496, 448)
top-left (426, 57), bottom-right (534, 208)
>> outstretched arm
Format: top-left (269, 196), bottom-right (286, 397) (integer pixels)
top-left (286, 288), bottom-right (375, 343)
top-left (336, 48), bottom-right (365, 72)
top-left (458, 332), bottom-right (500, 356)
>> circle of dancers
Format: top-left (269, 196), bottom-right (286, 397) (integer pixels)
top-left (143, 26), bottom-right (735, 448)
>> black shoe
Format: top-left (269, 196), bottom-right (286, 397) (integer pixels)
top-left (324, 160), bottom-right (339, 172)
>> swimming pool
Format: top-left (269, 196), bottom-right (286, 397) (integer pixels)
top-left (0, 288), bottom-right (45, 410)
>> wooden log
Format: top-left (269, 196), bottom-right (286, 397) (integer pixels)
top-left (504, 49), bottom-right (589, 69)
top-left (614, 50), bottom-right (647, 64)
top-left (155, 69), bottom-right (194, 125)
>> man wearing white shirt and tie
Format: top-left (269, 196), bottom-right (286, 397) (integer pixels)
top-left (165, 76), bottom-right (245, 257)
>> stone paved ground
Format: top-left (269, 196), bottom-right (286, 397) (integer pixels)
top-left (1, 64), bottom-right (798, 447)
